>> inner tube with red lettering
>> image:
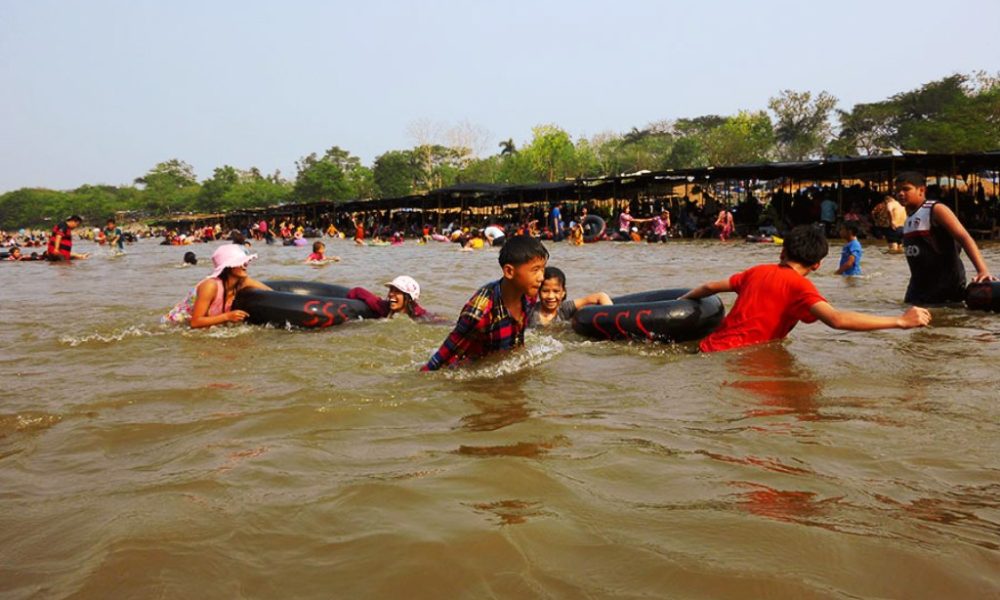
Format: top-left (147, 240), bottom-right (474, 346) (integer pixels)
top-left (966, 281), bottom-right (1000, 312)
top-left (582, 215), bottom-right (606, 243)
top-left (233, 280), bottom-right (377, 328)
top-left (571, 289), bottom-right (725, 343)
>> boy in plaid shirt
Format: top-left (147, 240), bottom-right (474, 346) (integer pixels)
top-left (423, 236), bottom-right (548, 370)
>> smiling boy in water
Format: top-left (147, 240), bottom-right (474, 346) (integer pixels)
top-left (423, 235), bottom-right (548, 370)
top-left (681, 225), bottom-right (931, 353)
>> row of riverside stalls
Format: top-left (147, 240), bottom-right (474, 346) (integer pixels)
top-left (152, 151), bottom-right (1000, 233)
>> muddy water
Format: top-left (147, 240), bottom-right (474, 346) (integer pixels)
top-left (1, 238), bottom-right (998, 599)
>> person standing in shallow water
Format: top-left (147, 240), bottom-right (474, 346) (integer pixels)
top-left (104, 218), bottom-right (125, 254)
top-left (714, 209), bottom-right (735, 241)
top-left (835, 222), bottom-right (863, 277)
top-left (896, 171), bottom-right (994, 305)
top-left (45, 215), bottom-right (89, 261)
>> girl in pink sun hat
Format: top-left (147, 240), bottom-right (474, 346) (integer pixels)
top-left (164, 244), bottom-right (272, 328)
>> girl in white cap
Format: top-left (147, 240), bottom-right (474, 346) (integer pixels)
top-left (163, 244), bottom-right (271, 327)
top-left (346, 275), bottom-right (431, 320)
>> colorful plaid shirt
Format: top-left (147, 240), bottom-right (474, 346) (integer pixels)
top-left (423, 279), bottom-right (536, 371)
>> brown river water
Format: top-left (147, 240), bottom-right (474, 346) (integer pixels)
top-left (1, 237), bottom-right (998, 599)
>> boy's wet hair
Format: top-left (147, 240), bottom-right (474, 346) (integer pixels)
top-left (783, 225), bottom-right (829, 266)
top-left (498, 235), bottom-right (548, 267)
top-left (842, 221), bottom-right (860, 237)
top-left (894, 171), bottom-right (926, 188)
top-left (183, 251), bottom-right (197, 265)
top-left (312, 240), bottom-right (324, 253)
top-left (543, 266), bottom-right (566, 290)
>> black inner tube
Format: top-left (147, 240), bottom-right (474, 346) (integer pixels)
top-left (966, 281), bottom-right (1000, 312)
top-left (233, 280), bottom-right (376, 328)
top-left (582, 215), bottom-right (606, 243)
top-left (572, 288), bottom-right (724, 343)
top-left (264, 280), bottom-right (353, 298)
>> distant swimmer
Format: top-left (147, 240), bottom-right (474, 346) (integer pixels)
top-left (305, 240), bottom-right (340, 264)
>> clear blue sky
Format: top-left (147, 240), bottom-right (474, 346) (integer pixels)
top-left (2, 0), bottom-right (997, 192)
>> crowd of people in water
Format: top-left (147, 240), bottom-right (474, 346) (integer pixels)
top-left (4, 176), bottom-right (999, 259)
top-left (136, 172), bottom-right (996, 371)
top-left (4, 173), bottom-right (998, 370)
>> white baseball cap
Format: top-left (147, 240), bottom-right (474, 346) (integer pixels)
top-left (385, 275), bottom-right (420, 300)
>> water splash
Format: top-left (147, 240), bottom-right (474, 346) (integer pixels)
top-left (60, 325), bottom-right (169, 347)
top-left (435, 334), bottom-right (565, 380)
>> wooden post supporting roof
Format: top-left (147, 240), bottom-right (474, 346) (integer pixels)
top-left (837, 163), bottom-right (844, 213)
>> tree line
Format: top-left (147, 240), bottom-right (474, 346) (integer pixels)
top-left (2, 73), bottom-right (997, 229)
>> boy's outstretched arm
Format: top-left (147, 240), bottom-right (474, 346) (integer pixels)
top-left (933, 204), bottom-right (994, 282)
top-left (680, 279), bottom-right (732, 300)
top-left (809, 301), bottom-right (931, 331)
top-left (573, 292), bottom-right (613, 309)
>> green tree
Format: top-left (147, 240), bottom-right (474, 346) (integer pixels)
top-left (134, 159), bottom-right (200, 213)
top-left (768, 90), bottom-right (838, 161)
top-left (199, 165), bottom-right (240, 213)
top-left (0, 188), bottom-right (67, 228)
top-left (293, 149), bottom-right (353, 202)
top-left (831, 73), bottom-right (1000, 155)
top-left (520, 124), bottom-right (578, 182)
top-left (410, 144), bottom-right (466, 192)
top-left (373, 150), bottom-right (419, 198)
top-left (496, 150), bottom-right (537, 184)
top-left (894, 74), bottom-right (1000, 152)
top-left (457, 155), bottom-right (503, 184)
top-left (69, 184), bottom-right (142, 222)
top-left (828, 101), bottom-right (899, 156)
top-left (665, 136), bottom-right (706, 168)
top-left (663, 115), bottom-right (727, 168)
top-left (221, 177), bottom-right (292, 211)
top-left (703, 110), bottom-right (775, 166)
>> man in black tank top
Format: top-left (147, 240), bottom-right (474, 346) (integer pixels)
top-left (896, 172), bottom-right (994, 304)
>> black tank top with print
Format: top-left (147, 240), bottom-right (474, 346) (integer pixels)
top-left (902, 200), bottom-right (966, 304)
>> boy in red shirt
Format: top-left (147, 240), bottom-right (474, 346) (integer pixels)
top-left (682, 226), bottom-right (931, 353)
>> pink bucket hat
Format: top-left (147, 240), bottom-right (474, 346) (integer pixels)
top-left (385, 275), bottom-right (420, 300)
top-left (210, 244), bottom-right (257, 278)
